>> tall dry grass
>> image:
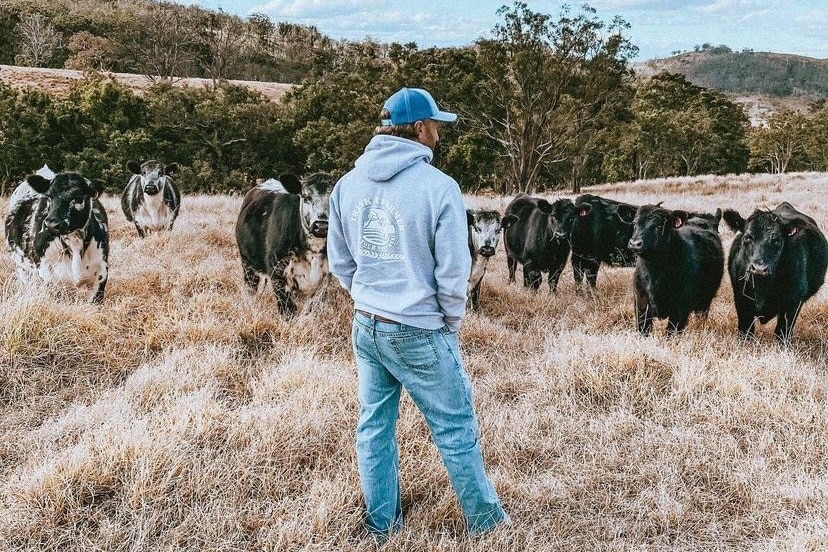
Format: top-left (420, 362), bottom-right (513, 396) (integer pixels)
top-left (1, 172), bottom-right (826, 551)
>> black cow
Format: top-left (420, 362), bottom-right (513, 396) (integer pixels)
top-left (5, 165), bottom-right (109, 302)
top-left (235, 173), bottom-right (336, 315)
top-left (722, 202), bottom-right (828, 343)
top-left (502, 193), bottom-right (577, 292)
top-left (629, 205), bottom-right (724, 336)
top-left (122, 160), bottom-right (181, 237)
top-left (466, 209), bottom-right (503, 309)
top-left (570, 194), bottom-right (639, 289)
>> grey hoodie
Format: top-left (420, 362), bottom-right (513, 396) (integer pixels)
top-left (328, 134), bottom-right (470, 330)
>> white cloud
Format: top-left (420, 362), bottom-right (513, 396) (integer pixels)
top-left (250, 0), bottom-right (386, 19)
top-left (249, 2), bottom-right (488, 46)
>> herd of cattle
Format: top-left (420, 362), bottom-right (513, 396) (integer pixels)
top-left (4, 165), bottom-right (828, 344)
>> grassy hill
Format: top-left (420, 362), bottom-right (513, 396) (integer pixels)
top-left (1, 173), bottom-right (826, 550)
top-left (635, 50), bottom-right (828, 97)
top-left (634, 50), bottom-right (827, 125)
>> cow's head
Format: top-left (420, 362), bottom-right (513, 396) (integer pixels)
top-left (467, 209), bottom-right (503, 258)
top-left (127, 160), bottom-right (177, 196)
top-left (27, 171), bottom-right (104, 235)
top-left (546, 198), bottom-right (578, 241)
top-left (723, 208), bottom-right (805, 277)
top-left (296, 172), bottom-right (336, 238)
top-left (628, 204), bottom-right (687, 257)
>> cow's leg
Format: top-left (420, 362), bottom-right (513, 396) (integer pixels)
top-left (525, 263), bottom-right (542, 291)
top-left (241, 262), bottom-right (260, 293)
top-left (507, 255), bottom-right (517, 284)
top-left (584, 261), bottom-right (599, 289)
top-left (469, 280), bottom-right (482, 310)
top-left (572, 255), bottom-right (585, 286)
top-left (548, 266), bottom-right (563, 293)
top-left (733, 293), bottom-right (756, 339)
top-left (635, 289), bottom-right (652, 336)
top-left (666, 312), bottom-right (690, 336)
top-left (272, 276), bottom-right (297, 316)
top-left (774, 303), bottom-right (802, 345)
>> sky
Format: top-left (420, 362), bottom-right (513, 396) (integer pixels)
top-left (174, 0), bottom-right (828, 61)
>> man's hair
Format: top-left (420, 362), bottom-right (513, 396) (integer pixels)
top-left (374, 108), bottom-right (419, 139)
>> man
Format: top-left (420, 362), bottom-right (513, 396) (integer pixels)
top-left (327, 87), bottom-right (509, 537)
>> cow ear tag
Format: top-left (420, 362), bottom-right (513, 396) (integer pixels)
top-left (674, 218), bottom-right (684, 228)
top-left (578, 208), bottom-right (588, 217)
top-left (787, 226), bottom-right (798, 236)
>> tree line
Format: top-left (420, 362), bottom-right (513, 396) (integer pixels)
top-left (0, 2), bottom-right (825, 196)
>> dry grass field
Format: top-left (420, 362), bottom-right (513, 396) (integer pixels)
top-left (1, 172), bottom-right (826, 551)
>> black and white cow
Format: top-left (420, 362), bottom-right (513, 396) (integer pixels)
top-left (722, 202), bottom-right (827, 343)
top-left (629, 204), bottom-right (724, 336)
top-left (122, 160), bottom-right (181, 237)
top-left (466, 209), bottom-right (503, 310)
top-left (5, 165), bottom-right (109, 302)
top-left (235, 173), bottom-right (336, 315)
top-left (502, 193), bottom-right (577, 292)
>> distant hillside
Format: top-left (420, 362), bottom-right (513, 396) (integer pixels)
top-left (633, 49), bottom-right (827, 125)
top-left (634, 50), bottom-right (828, 97)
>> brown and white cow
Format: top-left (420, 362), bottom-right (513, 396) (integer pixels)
top-left (5, 165), bottom-right (109, 302)
top-left (235, 173), bottom-right (336, 315)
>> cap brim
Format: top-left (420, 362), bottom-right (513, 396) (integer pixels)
top-left (430, 111), bottom-right (457, 123)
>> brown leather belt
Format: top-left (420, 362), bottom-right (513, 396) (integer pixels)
top-left (355, 309), bottom-right (397, 323)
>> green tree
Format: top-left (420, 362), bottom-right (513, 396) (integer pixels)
top-left (472, 2), bottom-right (637, 193)
top-left (748, 108), bottom-right (809, 173)
top-left (623, 72), bottom-right (748, 179)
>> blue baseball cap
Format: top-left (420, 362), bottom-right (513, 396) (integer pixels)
top-left (381, 87), bottom-right (458, 126)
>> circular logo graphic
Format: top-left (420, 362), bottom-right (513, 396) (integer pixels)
top-left (362, 207), bottom-right (397, 248)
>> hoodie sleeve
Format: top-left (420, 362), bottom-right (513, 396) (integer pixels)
top-left (327, 183), bottom-right (356, 292)
top-left (433, 181), bottom-right (471, 330)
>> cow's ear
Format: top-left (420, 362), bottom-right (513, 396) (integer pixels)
top-left (501, 214), bottom-right (519, 229)
top-left (722, 209), bottom-right (745, 233)
top-left (783, 219), bottom-right (806, 237)
top-left (537, 199), bottom-right (555, 213)
top-left (89, 179), bottom-right (106, 199)
top-left (576, 203), bottom-right (592, 218)
top-left (673, 210), bottom-right (688, 228)
top-left (278, 173), bottom-right (301, 194)
top-left (27, 174), bottom-right (52, 194)
top-left (127, 161), bottom-right (141, 174)
top-left (616, 204), bottom-right (637, 224)
top-left (466, 209), bottom-right (475, 227)
top-left (164, 163), bottom-right (178, 176)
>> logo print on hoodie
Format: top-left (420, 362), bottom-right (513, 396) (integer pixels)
top-left (354, 199), bottom-right (404, 260)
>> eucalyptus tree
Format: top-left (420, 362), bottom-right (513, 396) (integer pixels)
top-left (472, 2), bottom-right (637, 193)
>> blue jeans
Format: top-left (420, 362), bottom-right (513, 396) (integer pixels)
top-left (351, 311), bottom-right (507, 535)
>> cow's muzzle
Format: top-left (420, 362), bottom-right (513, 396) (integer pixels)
top-left (311, 220), bottom-right (329, 237)
top-left (749, 262), bottom-right (770, 276)
top-left (627, 238), bottom-right (643, 253)
top-left (144, 185), bottom-right (160, 195)
top-left (44, 218), bottom-right (63, 234)
top-left (478, 246), bottom-right (496, 258)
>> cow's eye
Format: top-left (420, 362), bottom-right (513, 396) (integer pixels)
top-left (743, 235), bottom-right (752, 243)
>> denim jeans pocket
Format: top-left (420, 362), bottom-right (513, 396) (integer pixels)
top-left (388, 330), bottom-right (440, 370)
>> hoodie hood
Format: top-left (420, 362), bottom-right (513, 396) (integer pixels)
top-left (354, 134), bottom-right (433, 182)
